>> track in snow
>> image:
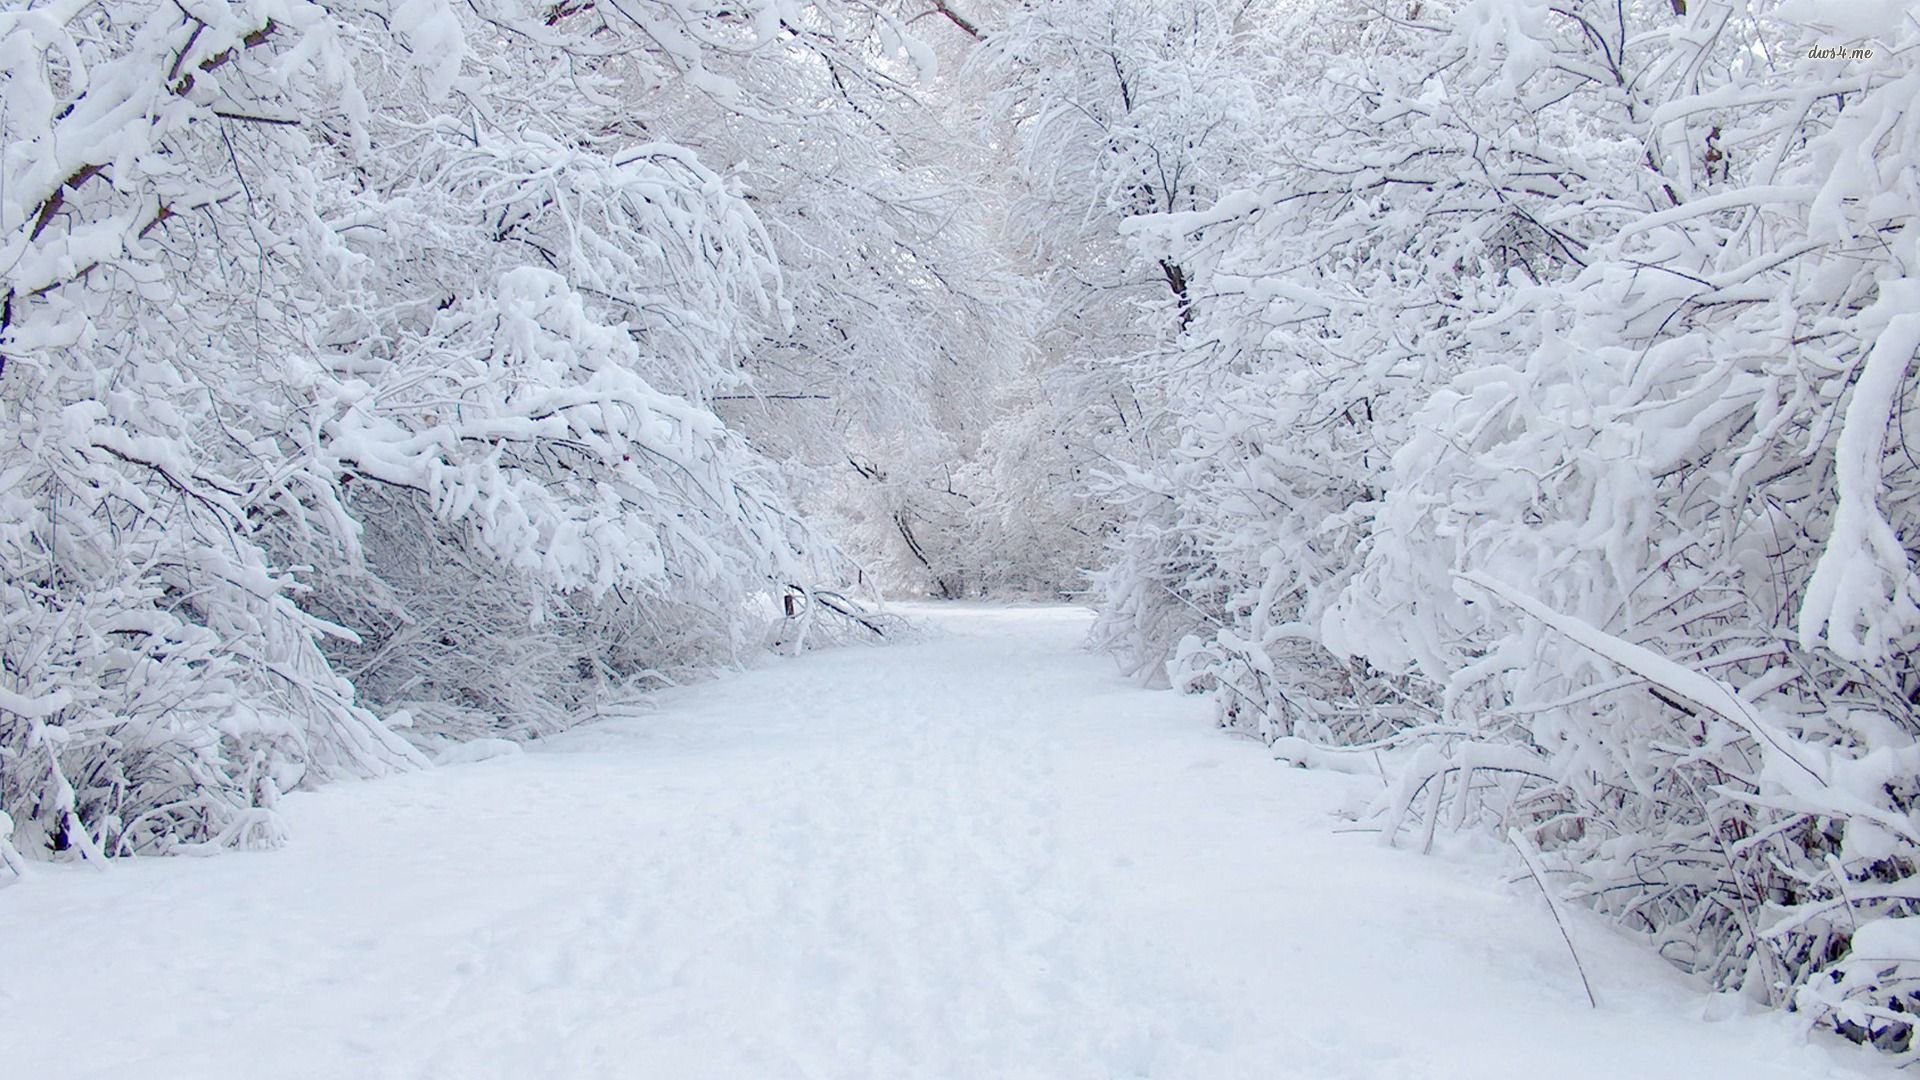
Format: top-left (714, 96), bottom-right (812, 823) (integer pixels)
top-left (0, 604), bottom-right (1890, 1079)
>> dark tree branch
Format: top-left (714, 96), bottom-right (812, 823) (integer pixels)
top-left (26, 21), bottom-right (278, 243)
top-left (929, 1), bottom-right (982, 40)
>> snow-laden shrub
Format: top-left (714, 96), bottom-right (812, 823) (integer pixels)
top-left (0, 0), bottom-right (434, 859)
top-left (1088, 0), bottom-right (1920, 1051)
top-left (1326, 0), bottom-right (1920, 1045)
top-left (0, 0), bottom-right (880, 858)
top-left (273, 264), bottom-right (830, 742)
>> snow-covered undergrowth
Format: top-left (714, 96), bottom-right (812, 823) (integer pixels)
top-left (1044, 0), bottom-right (1920, 1055)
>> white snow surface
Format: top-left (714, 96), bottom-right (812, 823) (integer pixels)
top-left (0, 604), bottom-right (1895, 1079)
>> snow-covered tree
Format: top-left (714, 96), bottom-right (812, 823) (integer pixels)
top-left (959, 0), bottom-right (1295, 601)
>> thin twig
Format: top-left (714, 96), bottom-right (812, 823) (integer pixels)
top-left (1510, 827), bottom-right (1598, 1009)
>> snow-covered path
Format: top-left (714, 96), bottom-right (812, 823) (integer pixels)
top-left (1, 605), bottom-right (1889, 1079)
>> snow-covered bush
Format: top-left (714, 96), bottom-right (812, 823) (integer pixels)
top-left (1, 0), bottom-right (433, 859)
top-left (0, 0), bottom-right (900, 858)
top-left (1076, 0), bottom-right (1920, 1051)
top-left (1326, 0), bottom-right (1920, 1046)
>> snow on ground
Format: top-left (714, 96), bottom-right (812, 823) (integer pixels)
top-left (0, 604), bottom-right (1895, 1079)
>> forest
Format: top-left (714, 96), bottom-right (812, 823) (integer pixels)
top-left (3, 0), bottom-right (1917, 1062)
